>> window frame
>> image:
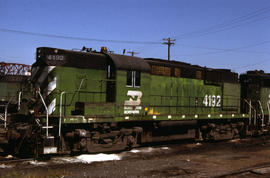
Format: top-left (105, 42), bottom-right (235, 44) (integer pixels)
top-left (126, 70), bottom-right (141, 88)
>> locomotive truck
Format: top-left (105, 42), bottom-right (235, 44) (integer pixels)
top-left (0, 47), bottom-right (270, 157)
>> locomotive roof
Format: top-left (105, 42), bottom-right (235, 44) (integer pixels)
top-left (241, 70), bottom-right (270, 80)
top-left (107, 54), bottom-right (151, 72)
top-left (144, 57), bottom-right (235, 73)
top-left (36, 47), bottom-right (151, 72)
top-left (145, 57), bottom-right (238, 83)
top-left (240, 70), bottom-right (270, 87)
top-left (36, 47), bottom-right (237, 81)
top-left (144, 58), bottom-right (202, 69)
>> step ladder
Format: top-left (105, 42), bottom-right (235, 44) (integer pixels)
top-left (37, 90), bottom-right (57, 154)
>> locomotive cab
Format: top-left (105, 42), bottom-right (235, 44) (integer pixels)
top-left (240, 70), bottom-right (270, 128)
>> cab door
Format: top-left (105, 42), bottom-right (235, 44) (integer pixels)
top-left (106, 63), bottom-right (116, 102)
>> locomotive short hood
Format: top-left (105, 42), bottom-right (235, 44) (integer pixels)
top-left (34, 47), bottom-right (151, 73)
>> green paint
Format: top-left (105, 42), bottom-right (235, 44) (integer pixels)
top-left (260, 87), bottom-right (270, 113)
top-left (45, 66), bottom-right (248, 124)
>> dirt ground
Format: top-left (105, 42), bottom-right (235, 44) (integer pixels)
top-left (1, 136), bottom-right (270, 178)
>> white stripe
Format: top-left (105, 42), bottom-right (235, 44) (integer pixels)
top-left (48, 66), bottom-right (56, 73)
top-left (37, 66), bottom-right (56, 85)
top-left (48, 98), bottom-right (56, 115)
top-left (47, 77), bottom-right (57, 96)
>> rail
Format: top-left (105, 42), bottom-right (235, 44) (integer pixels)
top-left (212, 162), bottom-right (270, 178)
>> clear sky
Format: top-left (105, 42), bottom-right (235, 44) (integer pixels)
top-left (0, 0), bottom-right (269, 74)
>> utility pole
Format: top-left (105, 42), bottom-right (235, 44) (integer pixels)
top-left (162, 37), bottom-right (175, 61)
top-left (128, 51), bottom-right (139, 56)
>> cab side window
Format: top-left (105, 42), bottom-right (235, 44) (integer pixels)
top-left (127, 70), bottom-right (140, 87)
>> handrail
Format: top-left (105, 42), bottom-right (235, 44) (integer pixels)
top-left (258, 100), bottom-right (264, 127)
top-left (267, 102), bottom-right (270, 125)
top-left (4, 106), bottom-right (7, 128)
top-left (244, 99), bottom-right (256, 125)
top-left (4, 97), bottom-right (13, 129)
top-left (59, 91), bottom-right (66, 137)
top-left (18, 91), bottom-right (22, 111)
top-left (69, 78), bottom-right (86, 105)
top-left (37, 90), bottom-right (49, 138)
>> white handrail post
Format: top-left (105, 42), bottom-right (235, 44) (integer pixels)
top-left (4, 97), bottom-right (13, 129)
top-left (245, 99), bottom-right (252, 125)
top-left (59, 91), bottom-right (66, 137)
top-left (4, 106), bottom-right (7, 129)
top-left (258, 100), bottom-right (264, 127)
top-left (254, 110), bottom-right (257, 126)
top-left (18, 91), bottom-right (22, 111)
top-left (244, 99), bottom-right (257, 126)
top-left (37, 90), bottom-right (49, 138)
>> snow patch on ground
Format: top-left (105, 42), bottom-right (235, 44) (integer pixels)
top-left (29, 160), bottom-right (48, 166)
top-left (0, 164), bottom-right (13, 168)
top-left (26, 146), bottom-right (171, 166)
top-left (230, 139), bottom-right (241, 143)
top-left (76, 154), bottom-right (121, 163)
top-left (130, 146), bottom-right (170, 153)
top-left (130, 147), bottom-right (153, 153)
top-left (52, 153), bottom-right (121, 164)
top-left (52, 157), bottom-right (78, 164)
top-left (130, 149), bottom-right (140, 153)
top-left (5, 155), bottom-right (13, 159)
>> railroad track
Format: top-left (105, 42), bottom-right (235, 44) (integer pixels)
top-left (0, 157), bottom-right (34, 164)
top-left (0, 136), bottom-right (270, 178)
top-left (213, 162), bottom-right (270, 178)
top-left (0, 135), bottom-right (268, 167)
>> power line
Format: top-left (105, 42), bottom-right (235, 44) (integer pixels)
top-left (232, 59), bottom-right (270, 70)
top-left (174, 40), bottom-right (270, 57)
top-left (174, 6), bottom-right (270, 39)
top-left (176, 40), bottom-right (270, 51)
top-left (184, 15), bottom-right (270, 39)
top-left (174, 50), bottom-right (268, 58)
top-left (0, 28), bottom-right (161, 45)
top-left (173, 6), bottom-right (270, 39)
top-left (1, 27), bottom-right (269, 59)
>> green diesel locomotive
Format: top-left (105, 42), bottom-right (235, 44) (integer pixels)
top-left (26, 47), bottom-right (269, 155)
top-left (1, 47), bottom-right (270, 157)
